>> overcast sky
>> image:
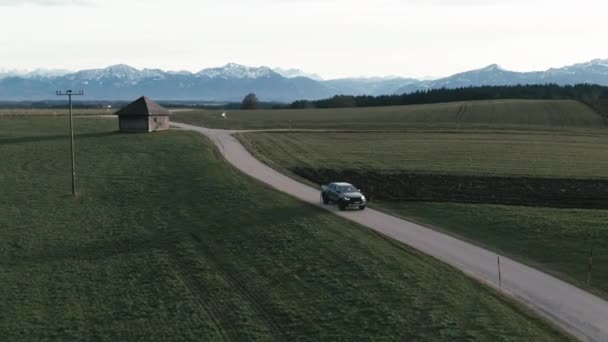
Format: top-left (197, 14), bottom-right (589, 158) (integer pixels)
top-left (1, 0), bottom-right (607, 79)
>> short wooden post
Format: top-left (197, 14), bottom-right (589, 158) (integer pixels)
top-left (497, 255), bottom-right (503, 291)
top-left (587, 249), bottom-right (594, 285)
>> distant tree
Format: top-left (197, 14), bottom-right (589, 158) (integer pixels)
top-left (290, 100), bottom-right (315, 109)
top-left (241, 93), bottom-right (261, 110)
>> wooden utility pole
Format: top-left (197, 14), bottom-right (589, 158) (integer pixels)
top-left (56, 90), bottom-right (84, 196)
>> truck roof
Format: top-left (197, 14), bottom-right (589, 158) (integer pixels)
top-left (331, 182), bottom-right (354, 187)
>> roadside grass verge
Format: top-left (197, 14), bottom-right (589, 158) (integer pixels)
top-left (0, 116), bottom-right (568, 340)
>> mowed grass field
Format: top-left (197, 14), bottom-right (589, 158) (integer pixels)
top-left (237, 130), bottom-right (608, 179)
top-left (173, 99), bottom-right (607, 131)
top-left (0, 117), bottom-right (568, 340)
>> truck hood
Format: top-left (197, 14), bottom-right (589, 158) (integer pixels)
top-left (342, 192), bottom-right (363, 198)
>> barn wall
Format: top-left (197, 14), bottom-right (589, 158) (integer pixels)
top-left (148, 116), bottom-right (170, 132)
top-left (119, 117), bottom-right (149, 132)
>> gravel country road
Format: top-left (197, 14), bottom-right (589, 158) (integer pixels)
top-left (172, 121), bottom-right (608, 342)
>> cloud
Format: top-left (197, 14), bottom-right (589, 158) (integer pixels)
top-left (400, 0), bottom-right (536, 6)
top-left (0, 0), bottom-right (93, 6)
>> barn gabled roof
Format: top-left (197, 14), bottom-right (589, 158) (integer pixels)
top-left (115, 96), bottom-right (170, 116)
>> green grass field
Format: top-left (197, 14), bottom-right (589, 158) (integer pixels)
top-left (173, 99), bottom-right (607, 131)
top-left (0, 117), bottom-right (568, 340)
top-left (376, 202), bottom-right (608, 298)
top-left (236, 130), bottom-right (608, 296)
top-left (237, 130), bottom-right (608, 179)
top-left (223, 99), bottom-right (608, 299)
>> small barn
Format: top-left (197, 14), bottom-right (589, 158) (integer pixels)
top-left (115, 96), bottom-right (170, 132)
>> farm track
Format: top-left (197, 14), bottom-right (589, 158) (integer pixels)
top-left (172, 121), bottom-right (608, 342)
top-left (168, 238), bottom-right (287, 341)
top-left (187, 233), bottom-right (289, 341)
top-left (167, 254), bottom-right (234, 341)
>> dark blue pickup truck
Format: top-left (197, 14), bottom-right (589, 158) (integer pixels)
top-left (320, 182), bottom-right (367, 210)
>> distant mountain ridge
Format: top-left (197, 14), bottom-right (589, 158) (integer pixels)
top-left (397, 59), bottom-right (608, 94)
top-left (2, 59), bottom-right (608, 102)
top-left (0, 68), bottom-right (71, 79)
top-left (273, 67), bottom-right (324, 80)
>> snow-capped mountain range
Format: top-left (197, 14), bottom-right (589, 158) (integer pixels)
top-left (0, 68), bottom-right (71, 79)
top-left (273, 68), bottom-right (324, 81)
top-left (397, 59), bottom-right (608, 94)
top-left (2, 59), bottom-right (608, 102)
top-left (197, 63), bottom-right (275, 79)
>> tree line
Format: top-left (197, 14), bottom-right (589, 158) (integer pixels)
top-left (288, 84), bottom-right (608, 109)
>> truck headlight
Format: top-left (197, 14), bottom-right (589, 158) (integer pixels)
top-left (361, 195), bottom-right (366, 202)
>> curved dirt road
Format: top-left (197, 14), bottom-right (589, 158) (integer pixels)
top-left (173, 122), bottom-right (608, 342)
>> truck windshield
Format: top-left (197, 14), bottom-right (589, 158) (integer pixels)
top-left (337, 186), bottom-right (356, 193)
